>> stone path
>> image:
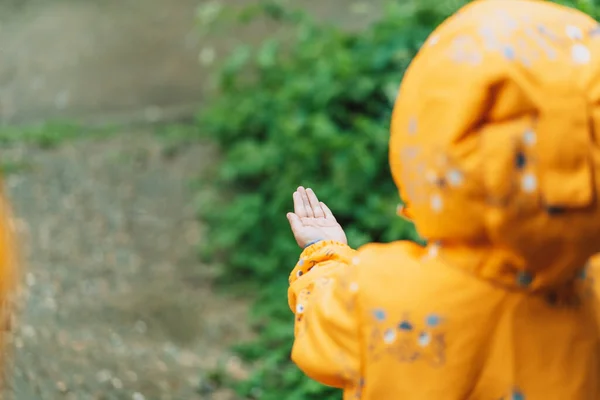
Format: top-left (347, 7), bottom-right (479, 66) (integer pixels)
top-left (1, 132), bottom-right (250, 399)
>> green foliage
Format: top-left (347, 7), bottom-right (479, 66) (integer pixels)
top-left (0, 121), bottom-right (118, 176)
top-left (0, 160), bottom-right (32, 175)
top-left (197, 0), bottom-right (599, 398)
top-left (0, 121), bottom-right (114, 149)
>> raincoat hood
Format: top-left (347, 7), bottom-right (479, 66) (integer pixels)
top-left (390, 0), bottom-right (600, 291)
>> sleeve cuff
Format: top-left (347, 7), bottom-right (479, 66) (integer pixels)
top-left (300, 240), bottom-right (351, 258)
top-left (289, 240), bottom-right (354, 285)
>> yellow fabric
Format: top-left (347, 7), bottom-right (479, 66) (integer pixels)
top-left (0, 183), bottom-right (18, 384)
top-left (288, 1), bottom-right (600, 398)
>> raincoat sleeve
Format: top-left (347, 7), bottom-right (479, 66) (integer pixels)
top-left (287, 239), bottom-right (362, 389)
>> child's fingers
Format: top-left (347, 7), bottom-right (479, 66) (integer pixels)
top-left (306, 188), bottom-right (324, 218)
top-left (320, 202), bottom-right (337, 221)
top-left (293, 191), bottom-right (307, 218)
top-left (287, 212), bottom-right (303, 234)
top-left (298, 187), bottom-right (314, 218)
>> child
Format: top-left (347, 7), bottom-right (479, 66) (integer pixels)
top-left (285, 1), bottom-right (600, 399)
top-left (0, 184), bottom-right (17, 385)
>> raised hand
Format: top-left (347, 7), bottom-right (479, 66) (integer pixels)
top-left (286, 187), bottom-right (347, 248)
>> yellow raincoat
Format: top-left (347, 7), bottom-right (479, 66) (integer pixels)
top-left (288, 1), bottom-right (600, 398)
top-left (0, 183), bottom-right (18, 383)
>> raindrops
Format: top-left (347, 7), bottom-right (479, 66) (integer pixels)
top-left (349, 282), bottom-right (359, 293)
top-left (426, 314), bottom-right (441, 327)
top-left (430, 194), bottom-right (443, 212)
top-left (452, 36), bottom-right (484, 65)
top-left (446, 169), bottom-right (464, 187)
top-left (418, 332), bottom-right (431, 347)
top-left (572, 44), bottom-right (591, 64)
top-left (523, 129), bottom-right (536, 146)
top-left (296, 304), bottom-right (305, 314)
top-left (521, 174), bottom-right (537, 193)
top-left (373, 309), bottom-right (387, 321)
top-left (383, 329), bottom-right (396, 344)
top-left (503, 46), bottom-right (516, 60)
top-left (371, 313), bottom-right (446, 365)
top-left (566, 25), bottom-right (583, 40)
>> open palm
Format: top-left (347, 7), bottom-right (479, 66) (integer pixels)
top-left (286, 187), bottom-right (347, 248)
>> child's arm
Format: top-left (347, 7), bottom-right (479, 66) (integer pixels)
top-left (285, 187), bottom-right (362, 389)
top-left (287, 239), bottom-right (361, 389)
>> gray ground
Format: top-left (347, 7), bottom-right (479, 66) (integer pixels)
top-left (0, 0), bottom-right (385, 398)
top-left (0, 0), bottom-right (382, 125)
top-left (1, 133), bottom-right (251, 399)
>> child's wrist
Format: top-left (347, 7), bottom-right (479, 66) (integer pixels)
top-left (304, 239), bottom-right (323, 249)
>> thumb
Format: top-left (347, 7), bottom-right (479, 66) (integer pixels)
top-left (287, 212), bottom-right (302, 232)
